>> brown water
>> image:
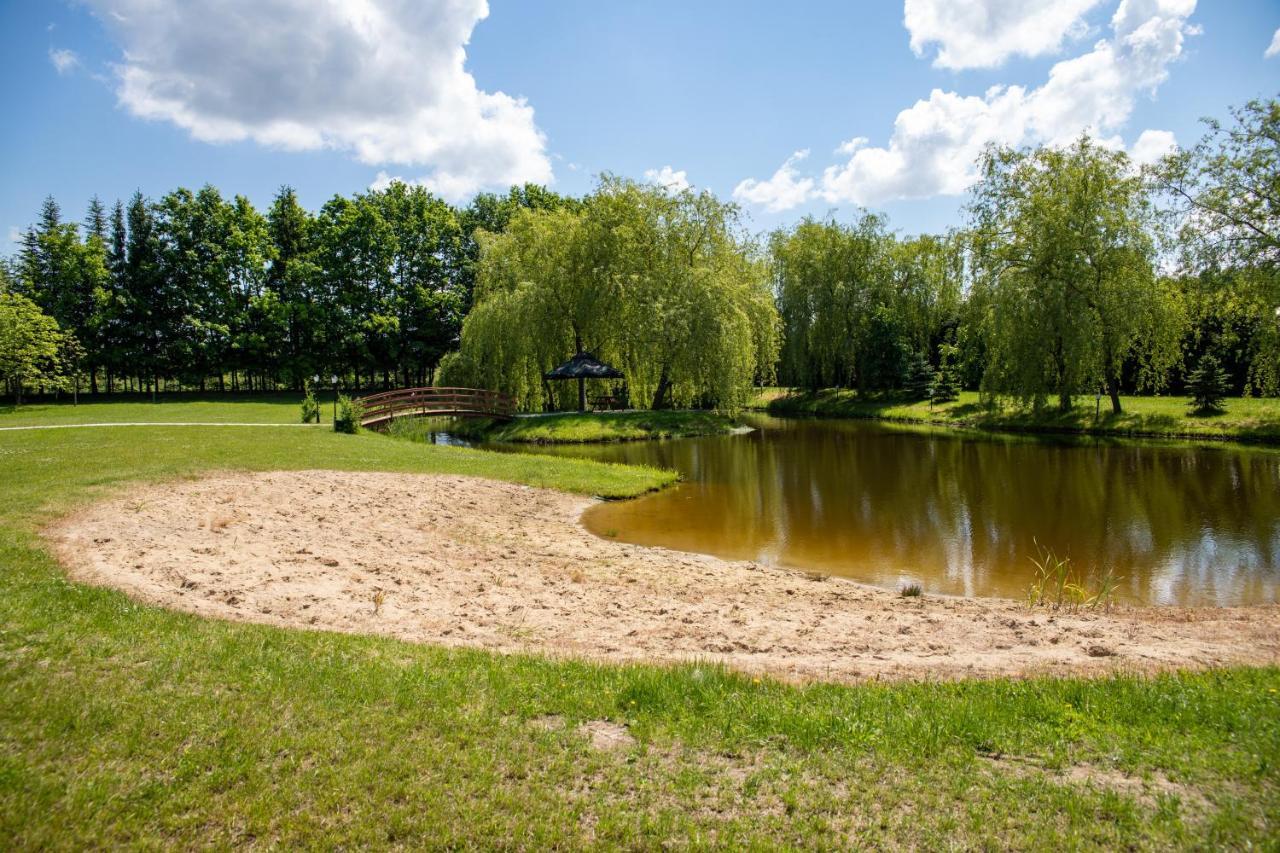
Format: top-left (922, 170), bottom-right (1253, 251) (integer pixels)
top-left (484, 416), bottom-right (1280, 606)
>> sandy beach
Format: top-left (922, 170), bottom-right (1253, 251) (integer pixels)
top-left (47, 470), bottom-right (1280, 684)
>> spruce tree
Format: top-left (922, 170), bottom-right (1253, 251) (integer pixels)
top-left (931, 343), bottom-right (960, 404)
top-left (904, 351), bottom-right (933, 400)
top-left (1187, 351), bottom-right (1230, 414)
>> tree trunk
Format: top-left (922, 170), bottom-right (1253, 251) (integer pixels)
top-left (651, 366), bottom-right (672, 410)
top-left (1106, 376), bottom-right (1122, 415)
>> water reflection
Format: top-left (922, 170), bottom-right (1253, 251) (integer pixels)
top-left (468, 416), bottom-right (1279, 606)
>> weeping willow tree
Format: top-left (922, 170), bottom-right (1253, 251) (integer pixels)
top-left (770, 214), bottom-right (962, 391)
top-left (438, 177), bottom-right (778, 412)
top-left (968, 136), bottom-right (1184, 413)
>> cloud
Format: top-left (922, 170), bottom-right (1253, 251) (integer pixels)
top-left (49, 48), bottom-right (79, 75)
top-left (737, 0), bottom-right (1198, 210)
top-left (7, 226), bottom-right (23, 245)
top-left (1266, 27), bottom-right (1280, 58)
top-left (81, 0), bottom-right (552, 201)
top-left (732, 150), bottom-right (815, 212)
top-left (904, 0), bottom-right (1105, 69)
top-left (1129, 128), bottom-right (1177, 165)
top-left (643, 165), bottom-right (690, 192)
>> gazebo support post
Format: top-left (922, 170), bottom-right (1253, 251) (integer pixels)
top-left (578, 377), bottom-right (586, 412)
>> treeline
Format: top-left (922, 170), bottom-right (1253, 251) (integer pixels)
top-left (3, 97), bottom-right (1276, 412)
top-left (773, 98), bottom-right (1279, 410)
top-left (440, 176), bottom-right (779, 412)
top-left (3, 182), bottom-right (572, 396)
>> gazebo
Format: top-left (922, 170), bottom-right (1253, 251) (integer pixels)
top-left (544, 351), bottom-right (624, 412)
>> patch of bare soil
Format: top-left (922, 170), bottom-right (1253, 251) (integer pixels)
top-left (46, 470), bottom-right (1280, 684)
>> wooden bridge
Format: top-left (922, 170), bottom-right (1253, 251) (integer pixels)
top-left (356, 387), bottom-right (516, 429)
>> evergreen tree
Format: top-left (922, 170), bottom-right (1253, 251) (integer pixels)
top-left (85, 196), bottom-right (109, 242)
top-left (1187, 351), bottom-right (1230, 414)
top-left (122, 192), bottom-right (166, 395)
top-left (904, 351), bottom-right (934, 400)
top-left (931, 343), bottom-right (960, 404)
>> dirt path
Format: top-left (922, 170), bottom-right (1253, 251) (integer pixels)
top-left (46, 470), bottom-right (1280, 684)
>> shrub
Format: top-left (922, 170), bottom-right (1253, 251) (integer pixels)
top-left (1187, 352), bottom-right (1230, 414)
top-left (300, 382), bottom-right (320, 423)
top-left (334, 395), bottom-right (364, 434)
top-left (899, 583), bottom-right (923, 598)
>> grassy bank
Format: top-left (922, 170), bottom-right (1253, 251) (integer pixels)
top-left (394, 409), bottom-right (737, 444)
top-left (0, 401), bottom-right (1277, 846)
top-left (769, 389), bottom-right (1280, 444)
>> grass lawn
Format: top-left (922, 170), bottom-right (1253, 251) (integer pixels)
top-left (393, 409), bottom-right (738, 444)
top-left (769, 389), bottom-right (1280, 444)
top-left (0, 392), bottom-right (326, 427)
top-left (1, 400), bottom-right (1277, 847)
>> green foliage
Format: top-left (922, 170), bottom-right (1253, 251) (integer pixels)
top-left (0, 290), bottom-right (71, 404)
top-left (333, 394), bottom-right (363, 433)
top-left (931, 343), bottom-right (960, 403)
top-left (299, 381), bottom-right (320, 423)
top-left (903, 352), bottom-right (934, 401)
top-left (772, 216), bottom-right (962, 392)
top-left (969, 136), bottom-right (1184, 413)
top-left (444, 177), bottom-right (779, 413)
top-left (1186, 352), bottom-right (1230, 414)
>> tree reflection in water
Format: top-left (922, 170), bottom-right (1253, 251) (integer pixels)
top-left (484, 416), bottom-right (1280, 606)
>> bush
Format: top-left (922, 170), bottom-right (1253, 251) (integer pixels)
top-left (333, 395), bottom-right (364, 433)
top-left (1187, 352), bottom-right (1229, 414)
top-left (300, 382), bottom-right (320, 423)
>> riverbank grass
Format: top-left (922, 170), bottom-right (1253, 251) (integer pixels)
top-left (769, 389), bottom-right (1280, 443)
top-left (400, 409), bottom-right (738, 444)
top-left (0, 401), bottom-right (1276, 846)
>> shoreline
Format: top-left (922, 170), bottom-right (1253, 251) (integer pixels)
top-left (763, 392), bottom-right (1280, 447)
top-left (47, 469), bottom-right (1280, 685)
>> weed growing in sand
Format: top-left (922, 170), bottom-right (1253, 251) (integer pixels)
top-left (1026, 542), bottom-right (1122, 612)
top-left (899, 583), bottom-right (923, 597)
top-left (372, 590), bottom-right (386, 616)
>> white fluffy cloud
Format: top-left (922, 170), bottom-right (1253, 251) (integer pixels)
top-left (643, 165), bottom-right (691, 192)
top-left (1129, 128), bottom-right (1177, 165)
top-left (1266, 27), bottom-right (1280, 58)
top-left (738, 0), bottom-right (1197, 210)
top-left (82, 0), bottom-right (552, 201)
top-left (732, 150), bottom-right (815, 212)
top-left (49, 48), bottom-right (79, 75)
top-left (904, 0), bottom-right (1105, 69)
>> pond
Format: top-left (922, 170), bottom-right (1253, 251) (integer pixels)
top-left (445, 415), bottom-right (1280, 606)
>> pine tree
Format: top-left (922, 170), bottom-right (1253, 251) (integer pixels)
top-left (1187, 351), bottom-right (1230, 414)
top-left (931, 343), bottom-right (960, 404)
top-left (904, 351), bottom-right (933, 400)
top-left (85, 196), bottom-right (108, 242)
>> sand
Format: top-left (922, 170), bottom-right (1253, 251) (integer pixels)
top-left (46, 470), bottom-right (1280, 684)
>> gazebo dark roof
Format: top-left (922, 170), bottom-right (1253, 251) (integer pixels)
top-left (543, 351), bottom-right (623, 381)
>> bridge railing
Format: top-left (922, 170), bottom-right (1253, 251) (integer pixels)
top-left (356, 387), bottom-right (516, 427)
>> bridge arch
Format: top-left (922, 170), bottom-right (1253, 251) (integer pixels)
top-left (356, 387), bottom-right (515, 429)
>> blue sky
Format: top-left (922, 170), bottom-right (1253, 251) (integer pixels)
top-left (2, 0), bottom-right (1277, 253)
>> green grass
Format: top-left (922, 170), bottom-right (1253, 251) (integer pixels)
top-left (0, 400), bottom-right (1277, 847)
top-left (769, 389), bottom-right (1280, 444)
top-left (0, 392), bottom-right (326, 426)
top-left (397, 409), bottom-right (739, 444)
